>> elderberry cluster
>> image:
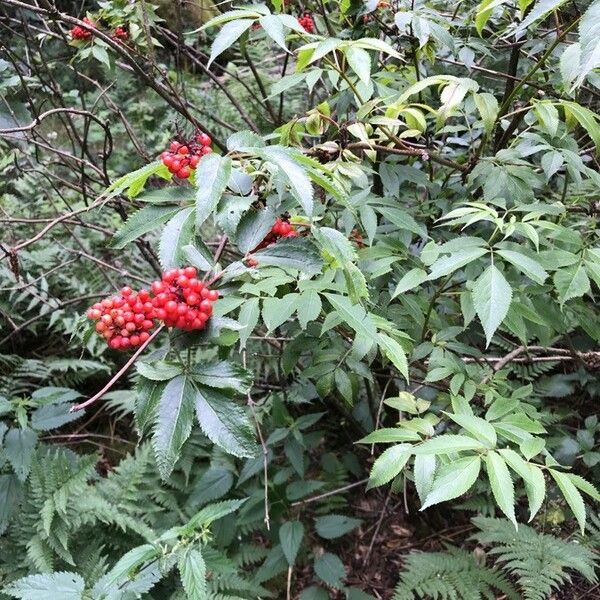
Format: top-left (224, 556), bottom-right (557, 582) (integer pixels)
top-left (87, 288), bottom-right (155, 350)
top-left (112, 25), bottom-right (128, 40)
top-left (87, 267), bottom-right (219, 350)
top-left (298, 13), bottom-right (315, 33)
top-left (70, 17), bottom-right (95, 40)
top-left (160, 133), bottom-right (213, 180)
top-left (246, 218), bottom-right (299, 267)
top-left (150, 267), bottom-right (219, 330)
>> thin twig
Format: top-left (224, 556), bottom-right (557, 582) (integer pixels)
top-left (70, 325), bottom-right (164, 412)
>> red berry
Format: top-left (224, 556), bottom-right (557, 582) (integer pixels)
top-left (170, 141), bottom-right (181, 152)
top-left (177, 167), bottom-right (191, 179)
top-left (200, 146), bottom-right (213, 155)
top-left (208, 289), bottom-right (219, 301)
top-left (200, 300), bottom-right (213, 315)
top-left (178, 146), bottom-right (189, 155)
top-left (165, 300), bottom-right (178, 313)
top-left (183, 266), bottom-right (197, 278)
top-left (186, 293), bottom-right (200, 305)
top-left (190, 155), bottom-right (200, 168)
top-left (197, 133), bottom-right (212, 146)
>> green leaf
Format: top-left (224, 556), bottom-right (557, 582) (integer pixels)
top-left (259, 14), bottom-right (287, 50)
top-left (512, 0), bottom-right (569, 38)
top-left (208, 19), bottom-right (254, 67)
top-left (236, 207), bottom-right (276, 254)
top-left (254, 238), bottom-right (324, 274)
top-left (314, 552), bottom-right (346, 589)
top-left (519, 437), bottom-right (545, 460)
top-left (297, 290), bottom-right (322, 329)
top-left (4, 427), bottom-right (37, 481)
top-left (473, 92), bottom-right (499, 134)
top-left (485, 451), bottom-right (517, 528)
top-left (195, 154), bottom-right (232, 229)
top-left (190, 361), bottom-right (252, 394)
top-left (182, 243), bottom-right (213, 272)
top-left (499, 448), bottom-right (545, 521)
top-left (446, 413), bottom-right (497, 447)
top-left (92, 44), bottom-right (110, 68)
top-left (279, 521), bottom-right (304, 565)
top-left (134, 379), bottom-right (165, 434)
top-left (412, 434), bottom-right (487, 455)
top-left (0, 474), bottom-right (19, 536)
top-left (367, 444), bottom-right (411, 489)
top-left (152, 375), bottom-right (195, 479)
top-left (323, 293), bottom-right (377, 339)
top-left (110, 205), bottom-right (179, 249)
top-left (345, 46), bottom-right (371, 85)
top-left (414, 454), bottom-right (437, 504)
top-left (136, 361), bottom-right (184, 381)
top-left (472, 264), bottom-right (512, 347)
top-left (561, 101), bottom-right (600, 153)
top-left (377, 333), bottom-right (409, 382)
top-left (315, 514), bottom-right (362, 539)
top-left (550, 469), bottom-right (587, 533)
top-left (238, 297), bottom-right (260, 348)
top-left (159, 207), bottom-right (195, 269)
top-left (178, 547), bottom-right (207, 600)
top-left (194, 385), bottom-right (256, 458)
top-left (262, 294), bottom-right (299, 332)
top-left (393, 268), bottom-right (428, 297)
top-left (567, 473), bottom-right (600, 501)
top-left (261, 147), bottom-right (314, 216)
top-left (496, 249), bottom-right (548, 284)
top-left (428, 247), bottom-right (488, 280)
top-left (30, 404), bottom-right (82, 432)
top-left (572, 1), bottom-right (600, 89)
top-left (358, 428), bottom-right (421, 443)
top-left (376, 206), bottom-right (426, 238)
top-left (4, 572), bottom-right (85, 600)
top-left (554, 264), bottom-right (590, 304)
top-left (421, 456), bottom-right (481, 510)
top-left (185, 498), bottom-right (248, 530)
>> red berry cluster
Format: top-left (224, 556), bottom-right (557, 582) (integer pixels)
top-left (160, 133), bottom-right (213, 180)
top-left (70, 17), bottom-right (95, 40)
top-left (298, 13), bottom-right (315, 33)
top-left (150, 267), bottom-right (219, 331)
top-left (246, 218), bottom-right (298, 267)
top-left (87, 287), bottom-right (155, 350)
top-left (112, 25), bottom-right (128, 40)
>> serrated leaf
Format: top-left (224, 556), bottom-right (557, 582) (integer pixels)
top-left (377, 333), bottom-right (409, 382)
top-left (30, 403), bottom-right (82, 432)
top-left (447, 413), bottom-right (497, 447)
top-left (152, 375), bottom-right (195, 479)
top-left (512, 0), bottom-right (569, 38)
top-left (262, 294), bottom-right (299, 332)
top-left (190, 361), bottom-right (252, 394)
top-left (4, 427), bottom-right (37, 481)
top-left (572, 1), bottom-right (600, 89)
top-left (254, 237), bottom-right (323, 273)
top-left (207, 19), bottom-right (254, 67)
top-left (279, 521), bottom-right (304, 565)
top-left (485, 451), bottom-right (517, 528)
top-left (194, 385), bottom-right (256, 458)
top-left (421, 456), bottom-right (481, 509)
top-left (472, 264), bottom-right (512, 347)
top-left (554, 264), bottom-right (590, 304)
top-left (496, 249), bottom-right (548, 284)
top-left (195, 154), bottom-right (232, 229)
top-left (178, 547), bottom-right (206, 600)
top-left (414, 454), bottom-right (437, 504)
top-left (428, 247), bottom-right (488, 280)
top-left (110, 205), bottom-right (179, 249)
top-left (314, 552), bottom-right (346, 589)
top-left (297, 290), bottom-right (322, 329)
top-left (345, 46), bottom-right (371, 85)
top-left (499, 448), bottom-right (545, 521)
top-left (261, 147), bottom-right (314, 216)
top-left (550, 469), bottom-right (587, 533)
top-left (323, 293), bottom-right (377, 339)
top-left (236, 207), bottom-right (276, 254)
top-left (358, 428), bottom-right (421, 443)
top-left (259, 14), bottom-right (288, 50)
top-left (367, 444), bottom-right (411, 489)
top-left (412, 434), bottom-right (487, 455)
top-left (315, 514), bottom-right (362, 539)
top-left (393, 268), bottom-right (428, 297)
top-left (4, 572), bottom-right (85, 600)
top-left (159, 207), bottom-right (195, 269)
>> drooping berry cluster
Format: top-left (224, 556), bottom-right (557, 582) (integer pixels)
top-left (70, 17), bottom-right (95, 40)
top-left (246, 218), bottom-right (299, 267)
top-left (160, 133), bottom-right (213, 180)
top-left (112, 25), bottom-right (129, 40)
top-left (87, 287), bottom-right (155, 350)
top-left (150, 267), bottom-right (219, 331)
top-left (298, 13), bottom-right (315, 33)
